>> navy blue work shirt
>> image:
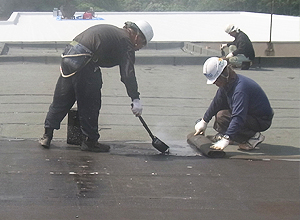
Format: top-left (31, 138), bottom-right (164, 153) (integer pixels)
top-left (203, 74), bottom-right (273, 138)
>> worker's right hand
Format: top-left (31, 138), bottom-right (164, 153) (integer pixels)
top-left (131, 99), bottom-right (143, 117)
top-left (210, 137), bottom-right (229, 150)
top-left (220, 44), bottom-right (227, 49)
top-left (194, 118), bottom-right (207, 135)
top-left (226, 52), bottom-right (234, 58)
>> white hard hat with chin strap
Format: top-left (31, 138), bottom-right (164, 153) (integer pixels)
top-left (224, 24), bottom-right (239, 34)
top-left (134, 20), bottom-right (154, 45)
top-left (203, 57), bottom-right (228, 84)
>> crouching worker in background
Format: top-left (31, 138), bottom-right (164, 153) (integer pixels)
top-left (194, 57), bottom-right (273, 151)
top-left (39, 20), bottom-right (154, 152)
top-left (221, 24), bottom-right (255, 70)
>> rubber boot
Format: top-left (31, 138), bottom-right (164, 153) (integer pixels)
top-left (80, 137), bottom-right (110, 152)
top-left (39, 128), bottom-right (54, 149)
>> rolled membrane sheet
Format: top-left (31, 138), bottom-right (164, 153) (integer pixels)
top-left (187, 133), bottom-right (226, 158)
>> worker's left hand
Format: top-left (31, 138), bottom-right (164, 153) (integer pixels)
top-left (226, 52), bottom-right (234, 58)
top-left (131, 99), bottom-right (142, 117)
top-left (210, 137), bottom-right (229, 150)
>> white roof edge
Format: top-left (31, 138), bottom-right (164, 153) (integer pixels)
top-left (0, 11), bottom-right (298, 42)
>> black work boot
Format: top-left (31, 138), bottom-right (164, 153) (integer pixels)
top-left (80, 138), bottom-right (110, 152)
top-left (241, 61), bottom-right (251, 70)
top-left (39, 128), bottom-right (54, 149)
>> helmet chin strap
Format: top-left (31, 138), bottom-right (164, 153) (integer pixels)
top-left (134, 34), bottom-right (139, 46)
top-left (220, 67), bottom-right (230, 82)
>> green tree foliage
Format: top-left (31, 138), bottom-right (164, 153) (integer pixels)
top-left (75, 0), bottom-right (122, 11)
top-left (120, 0), bottom-right (300, 16)
top-left (10, 0), bottom-right (65, 11)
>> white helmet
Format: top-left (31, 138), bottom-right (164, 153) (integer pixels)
top-left (224, 24), bottom-right (239, 34)
top-left (203, 57), bottom-right (227, 84)
top-left (135, 20), bottom-right (154, 45)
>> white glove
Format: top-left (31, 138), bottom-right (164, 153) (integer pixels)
top-left (220, 44), bottom-right (227, 49)
top-left (131, 99), bottom-right (142, 117)
top-left (194, 118), bottom-right (207, 135)
top-left (210, 137), bottom-right (229, 150)
top-left (226, 52), bottom-right (234, 58)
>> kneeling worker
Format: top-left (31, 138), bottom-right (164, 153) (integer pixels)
top-left (221, 24), bottom-right (255, 70)
top-left (194, 57), bottom-right (273, 151)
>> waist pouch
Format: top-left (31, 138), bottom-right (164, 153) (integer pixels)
top-left (60, 41), bottom-right (94, 77)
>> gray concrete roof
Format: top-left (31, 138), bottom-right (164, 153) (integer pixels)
top-left (0, 62), bottom-right (299, 220)
top-left (0, 62), bottom-right (299, 161)
top-left (0, 11), bottom-right (299, 42)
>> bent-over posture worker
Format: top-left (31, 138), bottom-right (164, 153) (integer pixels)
top-left (60, 0), bottom-right (76, 19)
top-left (194, 57), bottom-right (273, 151)
top-left (40, 21), bottom-right (154, 152)
top-left (221, 24), bottom-right (255, 70)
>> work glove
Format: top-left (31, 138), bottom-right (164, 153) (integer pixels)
top-left (220, 44), bottom-right (227, 49)
top-left (131, 99), bottom-right (142, 117)
top-left (226, 52), bottom-right (234, 58)
top-left (210, 137), bottom-right (229, 150)
top-left (194, 118), bottom-right (207, 135)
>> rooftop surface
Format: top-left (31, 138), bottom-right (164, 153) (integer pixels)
top-left (0, 11), bottom-right (299, 219)
top-left (1, 62), bottom-right (299, 160)
top-left (0, 61), bottom-right (299, 219)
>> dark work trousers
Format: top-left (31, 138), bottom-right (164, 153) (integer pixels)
top-left (213, 109), bottom-right (273, 143)
top-left (44, 62), bottom-right (102, 141)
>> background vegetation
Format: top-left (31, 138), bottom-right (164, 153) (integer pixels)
top-left (0, 0), bottom-right (299, 19)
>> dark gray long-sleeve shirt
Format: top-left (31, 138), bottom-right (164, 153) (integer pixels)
top-left (73, 24), bottom-right (139, 100)
top-left (228, 31), bottom-right (255, 60)
top-left (203, 74), bottom-right (273, 139)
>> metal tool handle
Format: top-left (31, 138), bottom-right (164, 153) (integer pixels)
top-left (221, 48), bottom-right (225, 57)
top-left (138, 116), bottom-right (155, 140)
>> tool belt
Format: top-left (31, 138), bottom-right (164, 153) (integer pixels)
top-left (60, 41), bottom-right (94, 77)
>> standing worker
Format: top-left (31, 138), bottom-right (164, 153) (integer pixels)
top-left (221, 24), bottom-right (255, 70)
top-left (194, 57), bottom-right (273, 151)
top-left (60, 0), bottom-right (76, 19)
top-left (40, 21), bottom-right (154, 152)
